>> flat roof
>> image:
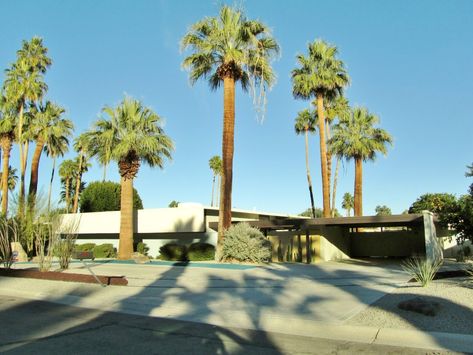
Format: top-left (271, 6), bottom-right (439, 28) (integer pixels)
top-left (208, 213), bottom-right (430, 231)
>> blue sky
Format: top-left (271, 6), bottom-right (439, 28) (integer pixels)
top-left (1, 0), bottom-right (472, 215)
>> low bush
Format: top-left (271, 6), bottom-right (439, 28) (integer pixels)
top-left (401, 257), bottom-right (442, 287)
top-left (188, 243), bottom-right (215, 261)
top-left (159, 243), bottom-right (187, 261)
top-left (137, 242), bottom-right (149, 256)
top-left (93, 243), bottom-right (116, 258)
top-left (75, 243), bottom-right (96, 252)
top-left (222, 223), bottom-right (271, 263)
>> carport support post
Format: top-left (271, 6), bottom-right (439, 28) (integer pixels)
top-left (422, 210), bottom-right (443, 262)
top-left (305, 230), bottom-right (311, 264)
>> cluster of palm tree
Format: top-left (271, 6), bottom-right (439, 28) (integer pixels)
top-left (292, 40), bottom-right (392, 217)
top-left (0, 37), bottom-right (74, 217)
top-left (181, 6), bottom-right (393, 258)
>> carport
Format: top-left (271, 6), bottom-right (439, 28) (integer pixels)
top-left (210, 211), bottom-right (443, 263)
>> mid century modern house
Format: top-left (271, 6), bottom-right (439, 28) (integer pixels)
top-left (61, 202), bottom-right (449, 262)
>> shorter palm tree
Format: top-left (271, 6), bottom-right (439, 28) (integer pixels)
top-left (72, 133), bottom-right (92, 213)
top-left (58, 159), bottom-right (77, 213)
top-left (0, 95), bottom-right (16, 214)
top-left (93, 96), bottom-right (173, 259)
top-left (341, 192), bottom-right (354, 217)
top-left (329, 107), bottom-right (392, 216)
top-left (209, 156), bottom-right (222, 207)
top-left (0, 166), bottom-right (18, 192)
top-left (294, 108), bottom-right (317, 218)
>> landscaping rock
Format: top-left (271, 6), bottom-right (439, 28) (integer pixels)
top-left (131, 252), bottom-right (150, 264)
top-left (398, 297), bottom-right (440, 316)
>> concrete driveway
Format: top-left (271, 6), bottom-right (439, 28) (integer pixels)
top-left (1, 259), bottom-right (409, 337)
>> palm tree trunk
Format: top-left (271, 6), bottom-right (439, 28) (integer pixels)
top-left (326, 122), bottom-right (332, 208)
top-left (28, 138), bottom-right (45, 204)
top-left (304, 130), bottom-right (316, 218)
top-left (331, 157), bottom-right (340, 217)
top-left (18, 140), bottom-right (29, 216)
top-left (118, 176), bottom-right (134, 259)
top-left (72, 153), bottom-right (83, 213)
top-left (65, 178), bottom-right (70, 213)
top-left (216, 174), bottom-right (220, 208)
top-left (354, 157), bottom-right (363, 216)
top-left (1, 138), bottom-right (12, 215)
top-left (47, 157), bottom-right (56, 212)
top-left (217, 75), bottom-right (235, 259)
top-left (211, 174), bottom-right (216, 206)
top-left (103, 163), bottom-right (107, 182)
top-left (315, 94), bottom-right (331, 217)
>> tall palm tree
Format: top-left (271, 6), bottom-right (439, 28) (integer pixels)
top-left (0, 95), bottom-right (16, 214)
top-left (28, 101), bottom-right (73, 208)
top-left (95, 96), bottom-right (173, 259)
top-left (341, 192), bottom-right (354, 217)
top-left (181, 5), bottom-right (279, 255)
top-left (72, 132), bottom-right (93, 213)
top-left (329, 107), bottom-right (392, 216)
top-left (294, 108), bottom-right (317, 218)
top-left (324, 95), bottom-right (350, 217)
top-left (208, 155), bottom-right (222, 207)
top-left (292, 40), bottom-right (349, 217)
top-left (3, 37), bottom-right (50, 216)
top-left (58, 159), bottom-right (77, 213)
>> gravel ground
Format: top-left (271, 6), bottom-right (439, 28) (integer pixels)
top-left (346, 277), bottom-right (473, 335)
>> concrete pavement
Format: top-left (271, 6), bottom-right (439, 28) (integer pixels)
top-left (1, 260), bottom-right (473, 353)
top-left (0, 295), bottom-right (460, 354)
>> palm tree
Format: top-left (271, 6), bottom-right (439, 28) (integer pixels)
top-left (181, 5), bottom-right (279, 256)
top-left (292, 40), bottom-right (349, 217)
top-left (28, 101), bottom-right (73, 208)
top-left (87, 118), bottom-right (115, 181)
top-left (0, 95), bottom-right (16, 214)
top-left (95, 96), bottom-right (173, 259)
top-left (325, 96), bottom-right (350, 217)
top-left (341, 192), bottom-right (354, 217)
top-left (44, 119), bottom-right (73, 212)
top-left (58, 159), bottom-right (77, 213)
top-left (294, 108), bottom-right (317, 218)
top-left (329, 107), bottom-right (392, 216)
top-left (0, 166), bottom-right (18, 192)
top-left (72, 132), bottom-right (93, 213)
top-left (3, 37), bottom-right (50, 215)
top-left (208, 155), bottom-right (222, 207)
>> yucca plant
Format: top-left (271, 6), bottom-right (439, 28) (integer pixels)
top-left (401, 257), bottom-right (442, 287)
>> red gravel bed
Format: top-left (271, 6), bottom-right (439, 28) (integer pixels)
top-left (0, 268), bottom-right (128, 286)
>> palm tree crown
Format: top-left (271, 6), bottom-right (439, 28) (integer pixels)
top-left (329, 107), bottom-right (392, 162)
top-left (292, 40), bottom-right (349, 99)
top-left (181, 5), bottom-right (279, 91)
top-left (294, 108), bottom-right (316, 135)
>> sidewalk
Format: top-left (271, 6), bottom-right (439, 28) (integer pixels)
top-left (1, 261), bottom-right (472, 353)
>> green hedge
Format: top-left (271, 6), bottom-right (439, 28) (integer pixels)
top-left (93, 244), bottom-right (116, 258)
top-left (188, 243), bottom-right (215, 261)
top-left (79, 181), bottom-right (143, 212)
top-left (75, 243), bottom-right (96, 252)
top-left (159, 243), bottom-right (187, 261)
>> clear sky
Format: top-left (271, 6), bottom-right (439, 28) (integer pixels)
top-left (1, 0), bottom-right (472, 215)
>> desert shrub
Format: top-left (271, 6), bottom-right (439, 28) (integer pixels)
top-left (401, 257), bottom-right (442, 287)
top-left (188, 243), bottom-right (215, 261)
top-left (75, 243), bottom-right (96, 252)
top-left (79, 181), bottom-right (143, 212)
top-left (222, 223), bottom-right (271, 263)
top-left (137, 242), bottom-right (149, 256)
top-left (0, 217), bottom-right (20, 269)
top-left (159, 243), bottom-right (187, 261)
top-left (93, 243), bottom-right (116, 258)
